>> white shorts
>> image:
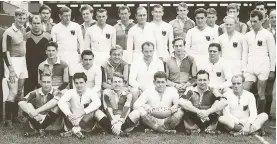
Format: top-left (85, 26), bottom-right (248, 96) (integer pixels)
top-left (58, 51), bottom-right (80, 76)
top-left (244, 56), bottom-right (270, 82)
top-left (4, 57), bottom-right (28, 80)
top-left (224, 59), bottom-right (242, 75)
top-left (92, 51), bottom-right (110, 67)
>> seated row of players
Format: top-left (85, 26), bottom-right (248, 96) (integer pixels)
top-left (18, 70), bottom-right (268, 138)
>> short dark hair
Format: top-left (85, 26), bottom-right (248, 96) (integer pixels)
top-left (39, 4), bottom-right (52, 13)
top-left (79, 4), bottom-right (94, 14)
top-left (81, 50), bottom-right (94, 59)
top-left (40, 72), bottom-right (52, 80)
top-left (250, 10), bottom-right (264, 21)
top-left (46, 41), bottom-right (58, 50)
top-left (207, 8), bottom-right (217, 15)
top-left (59, 6), bottom-right (71, 15)
top-left (141, 41), bottom-right (155, 51)
top-left (194, 8), bottom-right (207, 17)
top-left (73, 72), bottom-right (87, 82)
top-left (231, 74), bottom-right (245, 83)
top-left (118, 5), bottom-right (131, 14)
top-left (152, 4), bottom-right (164, 11)
top-left (208, 43), bottom-right (221, 52)
top-left (196, 70), bottom-right (209, 80)
top-left (96, 8), bottom-right (108, 15)
top-left (154, 71), bottom-right (167, 81)
top-left (227, 3), bottom-right (240, 12)
top-left (255, 1), bottom-right (267, 9)
top-left (172, 37), bottom-right (186, 45)
top-left (112, 72), bottom-right (124, 82)
top-left (176, 2), bottom-right (188, 11)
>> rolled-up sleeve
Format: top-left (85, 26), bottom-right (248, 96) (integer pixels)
top-left (84, 92), bottom-right (101, 114)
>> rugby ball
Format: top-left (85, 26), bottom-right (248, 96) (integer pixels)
top-left (151, 106), bottom-right (171, 119)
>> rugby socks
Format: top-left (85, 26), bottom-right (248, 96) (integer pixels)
top-left (41, 111), bottom-right (58, 129)
top-left (265, 95), bottom-right (273, 116)
top-left (98, 116), bottom-right (112, 133)
top-left (257, 99), bottom-right (266, 114)
top-left (11, 102), bottom-right (19, 121)
top-left (5, 102), bottom-right (12, 121)
top-left (121, 117), bottom-right (135, 131)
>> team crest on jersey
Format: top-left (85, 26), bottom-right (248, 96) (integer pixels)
top-left (106, 33), bottom-right (110, 39)
top-left (162, 31), bottom-right (166, 36)
top-left (70, 30), bottom-right (75, 35)
top-left (257, 40), bottom-right (262, 46)
top-left (205, 36), bottom-right (210, 41)
top-left (216, 72), bottom-right (221, 77)
top-left (233, 42), bottom-right (238, 48)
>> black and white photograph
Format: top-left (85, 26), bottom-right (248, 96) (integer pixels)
top-left (0, 0), bottom-right (276, 143)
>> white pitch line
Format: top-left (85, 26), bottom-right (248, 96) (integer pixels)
top-left (254, 134), bottom-right (270, 144)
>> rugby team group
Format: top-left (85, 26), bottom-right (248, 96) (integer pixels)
top-left (0, 1), bottom-right (275, 139)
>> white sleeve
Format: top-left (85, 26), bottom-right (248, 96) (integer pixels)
top-left (129, 61), bottom-right (140, 88)
top-left (84, 28), bottom-right (91, 50)
top-left (127, 28), bottom-right (134, 64)
top-left (58, 90), bottom-right (73, 116)
top-left (84, 92), bottom-right (101, 114)
top-left (77, 24), bottom-right (84, 53)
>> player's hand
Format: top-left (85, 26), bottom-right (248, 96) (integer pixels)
top-left (142, 104), bottom-right (152, 114)
top-left (170, 106), bottom-right (178, 114)
top-left (268, 71), bottom-right (276, 81)
top-left (29, 110), bottom-right (39, 118)
top-left (159, 57), bottom-right (163, 62)
top-left (112, 122), bottom-right (122, 135)
top-left (197, 110), bottom-right (210, 120)
top-left (249, 124), bottom-right (257, 133)
top-left (175, 84), bottom-right (182, 90)
top-left (9, 71), bottom-right (18, 83)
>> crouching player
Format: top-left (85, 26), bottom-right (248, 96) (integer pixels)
top-left (102, 72), bottom-right (132, 135)
top-left (118, 71), bottom-right (184, 134)
top-left (18, 72), bottom-right (62, 137)
top-left (179, 70), bottom-right (227, 134)
top-left (218, 75), bottom-right (268, 136)
top-left (58, 72), bottom-right (112, 139)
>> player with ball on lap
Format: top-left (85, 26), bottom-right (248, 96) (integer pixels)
top-left (118, 71), bottom-right (184, 134)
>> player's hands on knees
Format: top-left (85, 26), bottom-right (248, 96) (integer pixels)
top-left (68, 114), bottom-right (79, 126)
top-left (142, 104), bottom-right (152, 114)
top-left (28, 110), bottom-right (39, 118)
top-left (112, 121), bottom-right (122, 135)
top-left (197, 110), bottom-right (210, 120)
top-left (9, 71), bottom-right (18, 83)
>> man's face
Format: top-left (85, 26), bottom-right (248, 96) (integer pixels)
top-left (136, 8), bottom-right (147, 25)
top-left (31, 18), bottom-right (42, 33)
top-left (119, 9), bottom-right (130, 21)
top-left (15, 14), bottom-right (27, 27)
top-left (256, 5), bottom-right (267, 16)
top-left (82, 9), bottom-right (93, 22)
top-left (74, 78), bottom-right (86, 93)
top-left (82, 55), bottom-right (93, 68)
top-left (225, 18), bottom-right (236, 33)
top-left (142, 45), bottom-right (154, 59)
top-left (231, 77), bottom-right (243, 93)
top-left (208, 46), bottom-right (220, 61)
top-left (154, 77), bottom-right (167, 93)
top-left (206, 13), bottom-right (217, 26)
top-left (110, 49), bottom-right (122, 64)
top-left (112, 76), bottom-right (124, 91)
top-left (269, 10), bottom-right (276, 26)
top-left (250, 16), bottom-right (262, 30)
top-left (46, 46), bottom-right (57, 59)
top-left (40, 9), bottom-right (51, 22)
top-left (152, 7), bottom-right (164, 20)
top-left (96, 11), bottom-right (107, 25)
top-left (173, 39), bottom-right (185, 55)
top-left (40, 76), bottom-right (52, 92)
top-left (195, 13), bottom-right (207, 27)
top-left (177, 6), bottom-right (188, 18)
top-left (197, 74), bottom-right (209, 90)
top-left (59, 11), bottom-right (71, 25)
top-left (227, 8), bottom-right (239, 17)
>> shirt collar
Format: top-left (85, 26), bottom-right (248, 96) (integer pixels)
top-left (44, 58), bottom-right (61, 65)
top-left (117, 19), bottom-right (134, 25)
top-left (38, 87), bottom-right (54, 96)
top-left (171, 52), bottom-right (188, 59)
top-left (81, 20), bottom-right (96, 27)
top-left (192, 86), bottom-right (210, 93)
top-left (12, 23), bottom-right (20, 32)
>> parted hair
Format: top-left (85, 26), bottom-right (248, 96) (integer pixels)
top-left (110, 45), bottom-right (123, 55)
top-left (118, 5), bottom-right (131, 14)
top-left (227, 3), bottom-right (240, 12)
top-left (154, 71), bottom-right (167, 81)
top-left (81, 50), bottom-right (94, 59)
top-left (15, 8), bottom-right (27, 17)
top-left (194, 8), bottom-right (207, 17)
top-left (177, 2), bottom-right (188, 11)
top-left (196, 70), bottom-right (210, 80)
top-left (250, 10), bottom-right (264, 21)
top-left (39, 4), bottom-right (52, 13)
top-left (112, 72), bottom-right (124, 82)
top-left (73, 72), bottom-right (87, 82)
top-left (79, 4), bottom-right (94, 14)
top-left (59, 6), bottom-right (71, 15)
top-left (172, 37), bottom-right (186, 45)
top-left (46, 41), bottom-right (58, 50)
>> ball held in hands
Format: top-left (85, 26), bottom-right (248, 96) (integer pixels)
top-left (151, 106), bottom-right (171, 119)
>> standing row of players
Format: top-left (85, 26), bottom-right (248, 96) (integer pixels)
top-left (0, 2), bottom-right (275, 138)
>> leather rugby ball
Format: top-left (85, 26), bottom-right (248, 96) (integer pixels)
top-left (151, 106), bottom-right (171, 119)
